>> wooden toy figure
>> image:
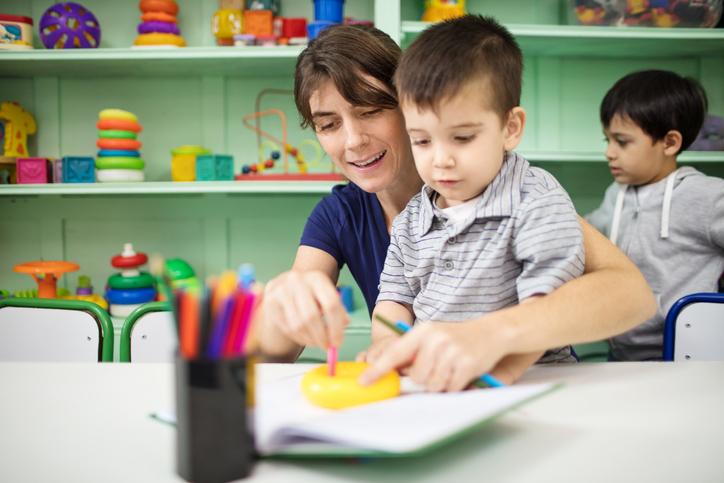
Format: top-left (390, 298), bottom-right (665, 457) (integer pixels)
top-left (0, 101), bottom-right (36, 157)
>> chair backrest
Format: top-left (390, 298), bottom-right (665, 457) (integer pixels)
top-left (119, 302), bottom-right (176, 362)
top-left (0, 298), bottom-right (114, 362)
top-left (663, 293), bottom-right (724, 361)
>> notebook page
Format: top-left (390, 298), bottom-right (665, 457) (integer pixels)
top-left (256, 373), bottom-right (554, 455)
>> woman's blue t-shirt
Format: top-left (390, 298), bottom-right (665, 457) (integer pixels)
top-left (300, 183), bottom-right (390, 315)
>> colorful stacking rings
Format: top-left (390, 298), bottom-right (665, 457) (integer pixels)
top-left (107, 272), bottom-right (156, 290)
top-left (96, 109), bottom-right (145, 183)
top-left (105, 286), bottom-right (157, 305)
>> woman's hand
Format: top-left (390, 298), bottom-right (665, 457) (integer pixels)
top-left (359, 320), bottom-right (511, 392)
top-left (262, 269), bottom-right (350, 350)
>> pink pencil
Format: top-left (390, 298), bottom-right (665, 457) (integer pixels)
top-left (327, 346), bottom-right (338, 376)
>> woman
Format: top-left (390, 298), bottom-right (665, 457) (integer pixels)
top-left (258, 25), bottom-right (656, 389)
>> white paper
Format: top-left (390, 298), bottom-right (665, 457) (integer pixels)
top-left (255, 373), bottom-right (554, 455)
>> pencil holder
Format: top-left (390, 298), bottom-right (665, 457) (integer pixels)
top-left (175, 354), bottom-right (255, 482)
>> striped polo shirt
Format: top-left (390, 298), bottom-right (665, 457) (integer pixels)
top-left (377, 152), bottom-right (585, 363)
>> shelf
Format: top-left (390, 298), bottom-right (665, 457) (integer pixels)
top-left (401, 23), bottom-right (724, 57)
top-left (0, 180), bottom-right (343, 196)
top-left (522, 151), bottom-right (724, 163)
top-left (0, 46), bottom-right (305, 78)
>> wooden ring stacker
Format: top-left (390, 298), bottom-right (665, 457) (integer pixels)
top-left (301, 361), bottom-right (400, 410)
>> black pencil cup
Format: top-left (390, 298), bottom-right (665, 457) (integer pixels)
top-left (175, 354), bottom-right (255, 483)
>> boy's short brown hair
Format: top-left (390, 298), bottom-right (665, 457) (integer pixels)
top-left (294, 25), bottom-right (401, 129)
top-left (395, 15), bottom-right (522, 121)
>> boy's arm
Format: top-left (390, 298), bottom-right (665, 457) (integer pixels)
top-left (584, 181), bottom-right (619, 236)
top-left (361, 221), bottom-right (656, 388)
top-left (358, 300), bottom-right (414, 363)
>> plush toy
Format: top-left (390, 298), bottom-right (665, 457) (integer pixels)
top-left (690, 115), bottom-right (724, 152)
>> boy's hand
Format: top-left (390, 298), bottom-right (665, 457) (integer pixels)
top-left (355, 335), bottom-right (398, 364)
top-left (359, 321), bottom-right (509, 392)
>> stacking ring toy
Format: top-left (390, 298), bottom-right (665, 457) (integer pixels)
top-left (301, 361), bottom-right (400, 410)
top-left (96, 119), bottom-right (143, 132)
top-left (107, 272), bottom-right (155, 290)
top-left (99, 109), bottom-right (138, 122)
top-left (95, 157), bottom-right (145, 170)
top-left (138, 21), bottom-right (180, 35)
top-left (96, 169), bottom-right (145, 182)
top-left (98, 149), bottom-right (140, 157)
top-left (109, 303), bottom-right (144, 318)
top-left (97, 138), bottom-right (142, 150)
top-left (112, 251), bottom-right (148, 268)
top-left (105, 286), bottom-right (157, 305)
top-left (140, 0), bottom-right (179, 16)
top-left (142, 11), bottom-right (177, 23)
top-left (98, 130), bottom-right (137, 139)
top-left (134, 33), bottom-right (186, 47)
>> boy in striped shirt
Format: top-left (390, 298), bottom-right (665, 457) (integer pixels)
top-left (370, 15), bottom-right (585, 387)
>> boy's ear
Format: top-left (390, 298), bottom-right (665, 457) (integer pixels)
top-left (663, 130), bottom-right (683, 156)
top-left (503, 107), bottom-right (526, 151)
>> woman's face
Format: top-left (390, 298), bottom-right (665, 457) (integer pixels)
top-left (308, 77), bottom-right (414, 194)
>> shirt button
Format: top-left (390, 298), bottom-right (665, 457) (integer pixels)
top-left (443, 260), bottom-right (454, 270)
top-left (447, 236), bottom-right (456, 244)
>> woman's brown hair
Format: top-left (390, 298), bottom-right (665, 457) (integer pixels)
top-left (294, 25), bottom-right (402, 130)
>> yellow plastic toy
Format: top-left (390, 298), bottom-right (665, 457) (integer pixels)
top-left (212, 4), bottom-right (243, 46)
top-left (171, 145), bottom-right (212, 181)
top-left (422, 0), bottom-right (466, 22)
top-left (301, 361), bottom-right (400, 410)
top-left (0, 101), bottom-right (36, 157)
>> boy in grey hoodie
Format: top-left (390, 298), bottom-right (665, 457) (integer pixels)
top-left (586, 70), bottom-right (724, 361)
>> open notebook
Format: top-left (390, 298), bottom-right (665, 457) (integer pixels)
top-left (255, 371), bottom-right (558, 458)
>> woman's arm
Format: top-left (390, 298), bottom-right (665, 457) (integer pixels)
top-left (257, 245), bottom-right (348, 362)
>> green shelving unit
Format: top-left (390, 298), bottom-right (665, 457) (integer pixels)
top-left (1, 0), bottom-right (723, 351)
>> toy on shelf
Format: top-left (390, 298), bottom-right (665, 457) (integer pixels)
top-left (134, 0), bottom-right (186, 47)
top-left (62, 275), bottom-right (109, 310)
top-left (39, 2), bottom-right (101, 49)
top-left (691, 115), bottom-right (724, 151)
top-left (61, 156), bottom-right (95, 183)
top-left (0, 14), bottom-right (34, 50)
top-left (238, 109), bottom-right (338, 181)
top-left (213, 0), bottom-right (244, 46)
top-left (0, 101), bottom-right (36, 158)
top-left (96, 109), bottom-right (145, 182)
top-left (0, 156), bottom-right (15, 184)
top-left (171, 145), bottom-right (211, 181)
top-left (196, 154), bottom-right (235, 181)
top-left (570, 0), bottom-right (723, 27)
top-left (421, 0), bottom-right (465, 22)
top-left (13, 260), bottom-right (80, 299)
top-left (164, 258), bottom-right (201, 292)
top-left (308, 0), bottom-right (345, 40)
top-left (16, 157), bottom-right (51, 184)
top-left (106, 243), bottom-right (157, 318)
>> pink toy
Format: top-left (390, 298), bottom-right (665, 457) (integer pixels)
top-left (16, 157), bottom-right (50, 184)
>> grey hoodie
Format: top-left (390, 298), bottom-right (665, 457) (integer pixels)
top-left (586, 167), bottom-right (724, 361)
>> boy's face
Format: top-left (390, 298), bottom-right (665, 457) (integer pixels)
top-left (401, 81), bottom-right (523, 208)
top-left (604, 114), bottom-right (677, 186)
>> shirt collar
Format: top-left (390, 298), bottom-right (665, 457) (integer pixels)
top-left (417, 151), bottom-right (526, 236)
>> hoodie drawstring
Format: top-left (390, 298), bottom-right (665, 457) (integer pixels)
top-left (660, 169), bottom-right (679, 239)
top-left (610, 185), bottom-right (628, 246)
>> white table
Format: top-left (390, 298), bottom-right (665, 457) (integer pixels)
top-left (1, 362), bottom-right (723, 482)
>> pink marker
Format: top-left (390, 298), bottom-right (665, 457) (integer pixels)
top-left (327, 346), bottom-right (338, 376)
